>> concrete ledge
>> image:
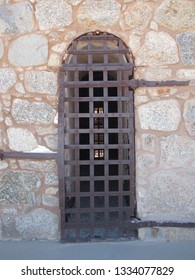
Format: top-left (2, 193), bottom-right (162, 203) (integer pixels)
top-left (0, 240), bottom-right (195, 260)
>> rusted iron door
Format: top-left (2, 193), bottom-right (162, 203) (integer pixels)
top-left (58, 32), bottom-right (136, 242)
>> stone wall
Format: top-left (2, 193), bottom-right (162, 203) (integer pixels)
top-left (0, 0), bottom-right (195, 241)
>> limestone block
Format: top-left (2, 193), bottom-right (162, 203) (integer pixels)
top-left (0, 0), bottom-right (10, 5)
top-left (139, 170), bottom-right (195, 219)
top-left (0, 39), bottom-right (3, 59)
top-left (44, 173), bottom-right (58, 185)
top-left (177, 69), bottom-right (195, 79)
top-left (77, 0), bottom-right (121, 27)
top-left (123, 2), bottom-right (152, 31)
top-left (137, 154), bottom-right (157, 170)
top-left (141, 134), bottom-right (156, 152)
top-left (139, 228), bottom-right (195, 241)
top-left (177, 33), bottom-right (195, 66)
top-left (42, 195), bottom-right (59, 207)
top-left (48, 53), bottom-right (61, 67)
top-left (35, 0), bottom-right (72, 30)
top-left (45, 187), bottom-right (58, 195)
top-left (24, 71), bottom-right (57, 95)
top-left (128, 35), bottom-right (140, 54)
top-left (7, 128), bottom-right (38, 152)
top-left (135, 96), bottom-right (149, 105)
top-left (35, 126), bottom-right (58, 136)
top-left (150, 21), bottom-right (158, 31)
top-left (15, 208), bottom-right (59, 239)
top-left (160, 135), bottom-right (195, 168)
top-left (15, 83), bottom-right (25, 94)
top-left (0, 68), bottom-right (17, 93)
top-left (176, 92), bottom-right (190, 100)
top-left (164, 228), bottom-right (195, 241)
top-left (1, 214), bottom-right (15, 228)
top-left (8, 34), bottom-right (48, 66)
top-left (136, 31), bottom-right (179, 66)
top-left (44, 135), bottom-right (58, 150)
top-left (0, 161), bottom-right (8, 170)
top-left (183, 99), bottom-right (195, 136)
top-left (12, 99), bottom-right (55, 124)
top-left (51, 43), bottom-right (67, 53)
top-left (148, 88), bottom-right (177, 99)
top-left (155, 0), bottom-right (195, 31)
top-left (138, 99), bottom-right (181, 131)
top-left (66, 0), bottom-right (82, 5)
top-left (18, 160), bottom-right (57, 171)
top-left (0, 1), bottom-right (34, 34)
top-left (2, 208), bottom-right (17, 215)
top-left (136, 68), bottom-right (172, 81)
top-left (31, 145), bottom-right (53, 153)
top-left (0, 171), bottom-right (40, 204)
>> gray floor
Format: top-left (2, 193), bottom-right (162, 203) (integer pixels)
top-left (0, 240), bottom-right (195, 260)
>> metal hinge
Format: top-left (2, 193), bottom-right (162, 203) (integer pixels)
top-left (128, 79), bottom-right (190, 89)
top-left (0, 149), bottom-right (57, 160)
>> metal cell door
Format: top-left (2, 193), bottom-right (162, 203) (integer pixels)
top-left (58, 31), bottom-right (136, 242)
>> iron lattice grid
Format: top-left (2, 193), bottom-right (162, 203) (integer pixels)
top-left (58, 32), bottom-right (137, 242)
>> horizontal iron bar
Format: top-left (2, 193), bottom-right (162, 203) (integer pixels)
top-left (128, 219), bottom-right (195, 229)
top-left (61, 63), bottom-right (134, 71)
top-left (64, 148), bottom-right (134, 152)
top-left (67, 49), bottom-right (130, 55)
top-left (75, 33), bottom-right (124, 41)
top-left (64, 175), bottom-right (134, 181)
top-left (64, 128), bottom-right (133, 133)
top-left (64, 159), bottom-right (132, 164)
top-left (64, 113), bottom-right (134, 118)
top-left (62, 79), bottom-right (190, 89)
top-left (63, 219), bottom-right (195, 229)
top-left (64, 97), bottom-right (133, 102)
top-left (65, 191), bottom-right (131, 197)
top-left (0, 150), bottom-right (58, 160)
top-left (62, 80), bottom-right (130, 88)
top-left (135, 79), bottom-right (190, 88)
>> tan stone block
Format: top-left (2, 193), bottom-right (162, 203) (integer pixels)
top-left (0, 2), bottom-right (34, 34)
top-left (177, 69), bottom-right (195, 80)
top-left (8, 34), bottom-right (48, 66)
top-left (138, 99), bottom-right (181, 131)
top-left (123, 2), bottom-right (152, 31)
top-left (35, 0), bottom-right (72, 30)
top-left (7, 128), bottom-right (38, 152)
top-left (77, 0), bottom-right (121, 27)
top-left (160, 134), bottom-right (195, 168)
top-left (136, 31), bottom-right (179, 66)
top-left (135, 68), bottom-right (172, 81)
top-left (183, 99), bottom-right (195, 136)
top-left (155, 0), bottom-right (195, 31)
top-left (0, 68), bottom-right (17, 93)
top-left (24, 71), bottom-right (57, 95)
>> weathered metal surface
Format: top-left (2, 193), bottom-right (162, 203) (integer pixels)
top-left (0, 149), bottom-right (57, 160)
top-left (128, 219), bottom-right (195, 229)
top-left (62, 79), bottom-right (190, 89)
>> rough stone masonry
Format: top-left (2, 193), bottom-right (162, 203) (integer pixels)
top-left (0, 0), bottom-right (195, 241)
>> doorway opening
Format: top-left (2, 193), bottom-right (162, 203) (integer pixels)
top-left (59, 31), bottom-right (136, 242)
